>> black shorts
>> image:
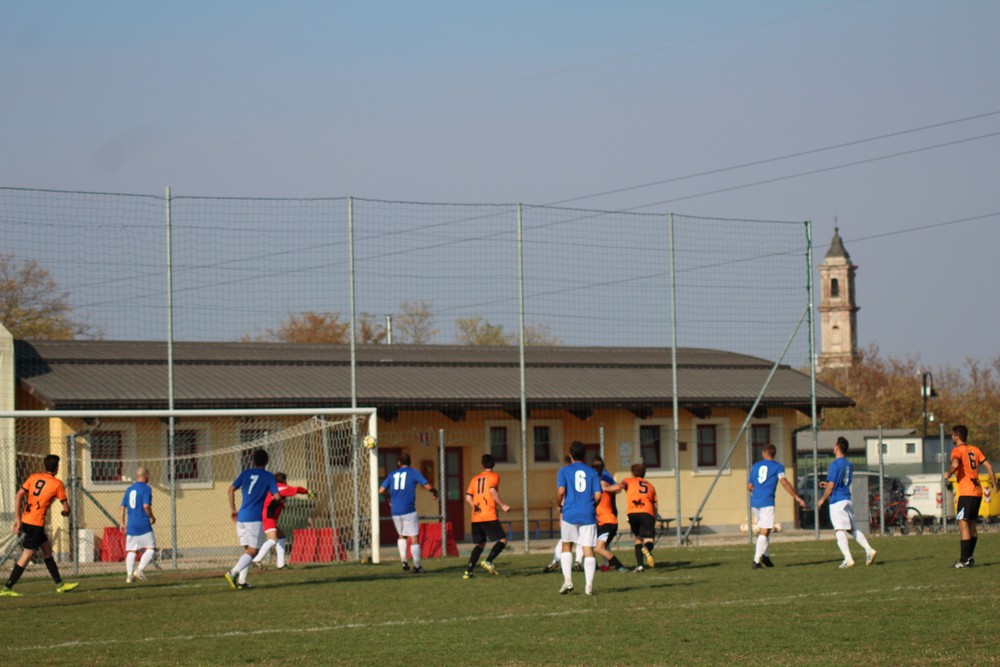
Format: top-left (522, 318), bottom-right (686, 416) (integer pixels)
top-left (628, 513), bottom-right (656, 540)
top-left (471, 520), bottom-right (506, 544)
top-left (596, 523), bottom-right (618, 544)
top-left (956, 496), bottom-right (982, 522)
top-left (20, 523), bottom-right (49, 550)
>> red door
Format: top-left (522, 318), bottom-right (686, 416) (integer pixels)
top-left (445, 447), bottom-right (465, 541)
top-left (377, 448), bottom-right (403, 545)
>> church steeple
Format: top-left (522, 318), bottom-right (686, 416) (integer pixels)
top-left (818, 227), bottom-right (858, 370)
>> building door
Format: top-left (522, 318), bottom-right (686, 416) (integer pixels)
top-left (583, 442), bottom-right (601, 465)
top-left (377, 448), bottom-right (403, 545)
top-left (445, 447), bottom-right (465, 541)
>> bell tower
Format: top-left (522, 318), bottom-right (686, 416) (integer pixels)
top-left (818, 227), bottom-right (858, 370)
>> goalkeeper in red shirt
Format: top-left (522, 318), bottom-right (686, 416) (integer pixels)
top-left (252, 473), bottom-right (312, 570)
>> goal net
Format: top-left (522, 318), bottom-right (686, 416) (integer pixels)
top-left (0, 408), bottom-right (379, 576)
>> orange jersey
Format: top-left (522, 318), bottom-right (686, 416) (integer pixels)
top-left (467, 470), bottom-right (501, 523)
top-left (622, 476), bottom-right (656, 516)
top-left (596, 482), bottom-right (619, 525)
top-left (20, 472), bottom-right (67, 527)
top-left (951, 444), bottom-right (987, 497)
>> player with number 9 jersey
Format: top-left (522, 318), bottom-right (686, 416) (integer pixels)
top-left (20, 472), bottom-right (67, 528)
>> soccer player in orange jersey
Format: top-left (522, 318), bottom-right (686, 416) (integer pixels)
top-left (2, 455), bottom-right (79, 596)
top-left (464, 454), bottom-right (511, 578)
top-left (946, 424), bottom-right (997, 568)
top-left (592, 456), bottom-right (629, 573)
top-left (621, 463), bottom-right (658, 571)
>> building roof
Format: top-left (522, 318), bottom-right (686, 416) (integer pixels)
top-left (15, 340), bottom-right (853, 413)
top-left (823, 227), bottom-right (852, 262)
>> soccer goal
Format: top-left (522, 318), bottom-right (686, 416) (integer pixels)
top-left (0, 408), bottom-right (380, 575)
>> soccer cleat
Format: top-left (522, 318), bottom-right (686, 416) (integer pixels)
top-left (952, 558), bottom-right (974, 569)
top-left (401, 562), bottom-right (410, 571)
top-left (253, 561), bottom-right (266, 570)
top-left (634, 565), bottom-right (644, 573)
top-left (463, 570), bottom-right (473, 580)
top-left (543, 561), bottom-right (560, 573)
top-left (642, 547), bottom-right (655, 568)
top-left (572, 561), bottom-right (583, 572)
top-left (760, 555), bottom-right (774, 568)
top-left (839, 560), bottom-right (855, 569)
top-left (236, 582), bottom-right (253, 590)
top-left (135, 570), bottom-right (147, 582)
top-left (585, 584), bottom-right (593, 596)
top-left (126, 574), bottom-right (134, 584)
top-left (965, 558), bottom-right (975, 567)
top-left (224, 572), bottom-right (237, 589)
top-left (55, 582), bottom-right (79, 593)
top-left (752, 561), bottom-right (763, 570)
top-left (412, 566), bottom-right (424, 574)
top-left (559, 582), bottom-right (574, 594)
top-left (865, 550), bottom-right (877, 566)
top-left (617, 566), bottom-right (630, 573)
top-left (481, 560), bottom-right (499, 576)
top-left (0, 587), bottom-right (22, 597)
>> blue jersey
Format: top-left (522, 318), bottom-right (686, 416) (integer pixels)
top-left (121, 481), bottom-right (153, 536)
top-left (558, 461), bottom-right (601, 525)
top-left (600, 469), bottom-right (618, 517)
top-left (749, 459), bottom-right (785, 509)
top-left (233, 467), bottom-right (279, 522)
top-left (825, 457), bottom-right (853, 504)
top-left (380, 466), bottom-right (428, 516)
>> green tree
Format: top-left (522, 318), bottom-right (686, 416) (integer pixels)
top-left (0, 252), bottom-right (97, 339)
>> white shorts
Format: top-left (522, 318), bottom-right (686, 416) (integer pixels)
top-left (125, 532), bottom-right (155, 552)
top-left (829, 499), bottom-right (856, 531)
top-left (236, 521), bottom-right (264, 548)
top-left (752, 506), bottom-right (775, 530)
top-left (560, 520), bottom-right (597, 548)
top-left (392, 511), bottom-right (420, 538)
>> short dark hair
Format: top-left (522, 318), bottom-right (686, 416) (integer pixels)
top-left (481, 454), bottom-right (495, 469)
top-left (835, 437), bottom-right (849, 454)
top-left (952, 424), bottom-right (968, 441)
top-left (763, 443), bottom-right (777, 458)
top-left (253, 449), bottom-right (269, 467)
top-left (569, 441), bottom-right (586, 462)
top-left (43, 454), bottom-right (60, 473)
top-left (275, 472), bottom-right (287, 484)
top-left (398, 453), bottom-right (411, 466)
top-left (591, 455), bottom-right (605, 469)
top-left (631, 463), bottom-right (646, 478)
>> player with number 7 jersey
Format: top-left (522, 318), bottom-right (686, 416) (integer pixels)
top-left (225, 449), bottom-right (279, 590)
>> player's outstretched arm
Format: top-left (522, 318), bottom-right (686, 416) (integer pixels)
top-left (423, 483), bottom-right (439, 500)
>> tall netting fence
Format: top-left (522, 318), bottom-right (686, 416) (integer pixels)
top-left (0, 410), bottom-right (375, 577)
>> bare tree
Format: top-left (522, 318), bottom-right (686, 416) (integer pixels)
top-left (394, 300), bottom-right (438, 344)
top-left (0, 252), bottom-right (97, 339)
top-left (455, 317), bottom-right (512, 345)
top-left (258, 311), bottom-right (349, 343)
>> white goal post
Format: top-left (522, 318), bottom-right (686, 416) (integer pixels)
top-left (0, 407), bottom-right (381, 573)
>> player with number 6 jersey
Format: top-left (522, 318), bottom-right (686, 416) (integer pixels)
top-left (621, 463), bottom-right (658, 571)
top-left (947, 424), bottom-right (997, 568)
top-left (556, 441), bottom-right (602, 595)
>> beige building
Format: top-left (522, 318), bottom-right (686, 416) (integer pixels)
top-left (3, 337), bottom-right (851, 559)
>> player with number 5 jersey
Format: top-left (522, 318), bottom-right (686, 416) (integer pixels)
top-left (621, 463), bottom-right (658, 571)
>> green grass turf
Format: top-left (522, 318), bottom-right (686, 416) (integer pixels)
top-left (1, 533), bottom-right (996, 666)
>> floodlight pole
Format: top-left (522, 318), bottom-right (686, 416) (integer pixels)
top-left (921, 371), bottom-right (936, 447)
top-left (165, 186), bottom-right (178, 569)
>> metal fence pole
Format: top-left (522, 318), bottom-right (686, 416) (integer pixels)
top-left (439, 429), bottom-right (446, 557)
top-left (165, 186), bottom-right (178, 569)
top-left (806, 221), bottom-right (820, 540)
top-left (745, 429), bottom-right (752, 545)
top-left (939, 422), bottom-right (947, 533)
top-left (517, 204), bottom-right (529, 553)
top-left (877, 426), bottom-right (885, 536)
top-left (68, 434), bottom-right (78, 574)
top-left (668, 213), bottom-right (682, 545)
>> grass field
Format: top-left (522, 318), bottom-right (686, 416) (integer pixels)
top-left (1, 532), bottom-right (996, 666)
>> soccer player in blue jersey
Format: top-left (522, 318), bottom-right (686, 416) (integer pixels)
top-left (378, 453), bottom-right (439, 573)
top-left (817, 437), bottom-right (877, 568)
top-left (120, 466), bottom-right (156, 583)
top-left (747, 444), bottom-right (805, 569)
top-left (225, 449), bottom-right (279, 589)
top-left (556, 441), bottom-right (602, 595)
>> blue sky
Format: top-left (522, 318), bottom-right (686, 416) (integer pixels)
top-left (2, 0), bottom-right (998, 369)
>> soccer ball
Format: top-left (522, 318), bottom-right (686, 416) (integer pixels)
top-left (362, 435), bottom-right (377, 450)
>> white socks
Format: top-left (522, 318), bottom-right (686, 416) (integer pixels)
top-left (411, 544), bottom-right (422, 569)
top-left (560, 551), bottom-right (573, 584)
top-left (253, 539), bottom-right (276, 563)
top-left (754, 534), bottom-right (769, 563)
top-left (137, 548), bottom-right (155, 573)
top-left (232, 553), bottom-right (253, 578)
top-left (276, 538), bottom-right (287, 568)
top-left (126, 551), bottom-right (137, 576)
top-left (853, 529), bottom-right (873, 553)
top-left (583, 556), bottom-right (597, 588)
top-left (397, 538), bottom-right (408, 563)
top-left (835, 530), bottom-right (852, 560)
